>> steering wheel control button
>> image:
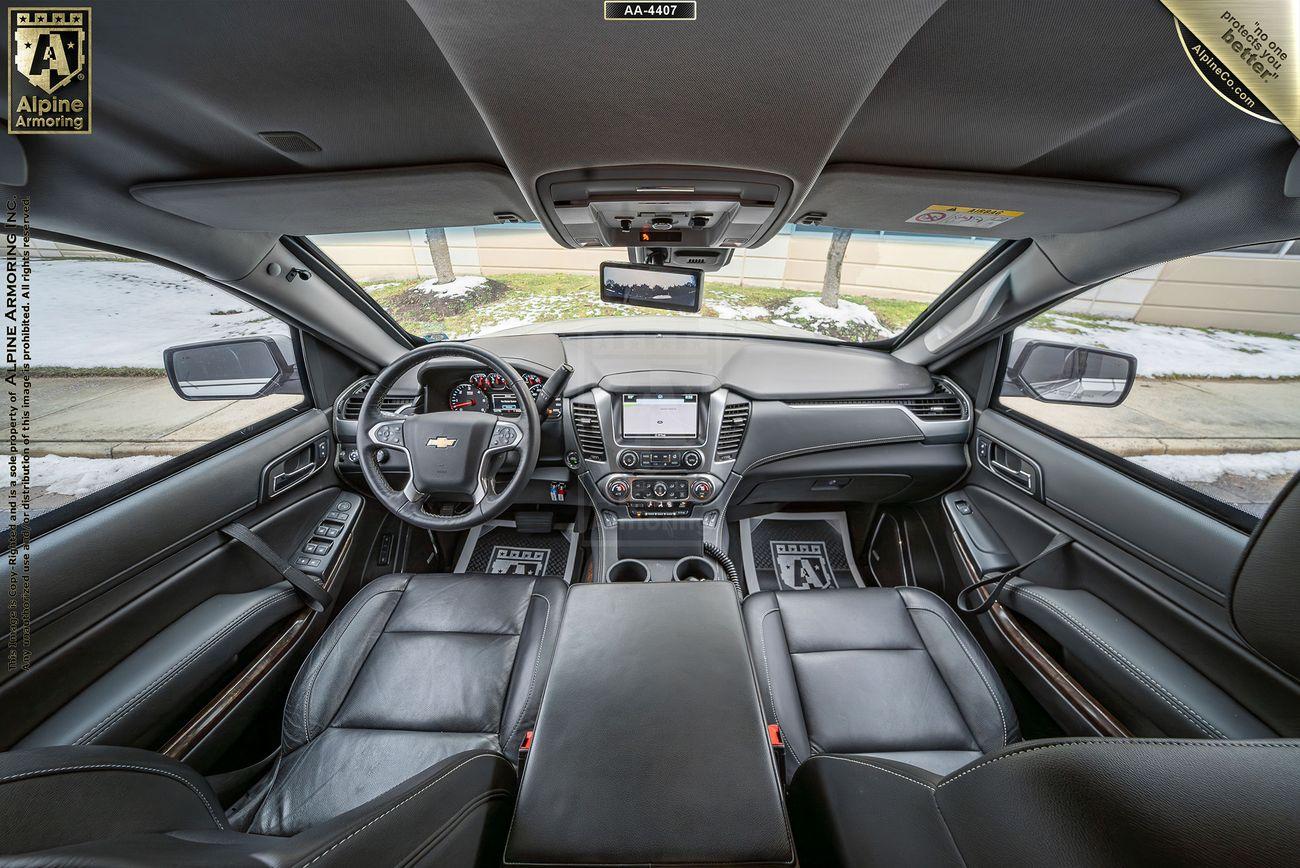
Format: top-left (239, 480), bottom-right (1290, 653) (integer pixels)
top-left (490, 424), bottom-right (520, 449)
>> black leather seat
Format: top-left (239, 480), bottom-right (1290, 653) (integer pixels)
top-left (783, 474), bottom-right (1300, 866)
top-left (0, 572), bottom-right (566, 865)
top-left (743, 585), bottom-right (1017, 778)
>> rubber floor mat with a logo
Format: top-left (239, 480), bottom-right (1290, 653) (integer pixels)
top-left (738, 512), bottom-right (865, 594)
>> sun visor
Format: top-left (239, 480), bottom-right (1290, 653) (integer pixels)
top-left (131, 163), bottom-right (534, 234)
top-left (800, 165), bottom-right (1179, 238)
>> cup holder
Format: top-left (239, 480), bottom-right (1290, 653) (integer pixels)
top-left (608, 559), bottom-right (650, 583)
top-left (673, 556), bottom-right (718, 582)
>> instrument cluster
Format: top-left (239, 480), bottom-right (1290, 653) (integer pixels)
top-left (448, 370), bottom-right (547, 417)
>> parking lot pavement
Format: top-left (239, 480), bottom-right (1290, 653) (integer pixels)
top-left (30, 376), bottom-right (300, 516)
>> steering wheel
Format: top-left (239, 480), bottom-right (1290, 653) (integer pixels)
top-left (356, 342), bottom-right (541, 532)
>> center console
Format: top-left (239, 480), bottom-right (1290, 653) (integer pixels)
top-left (565, 376), bottom-right (748, 582)
top-left (504, 583), bottom-right (794, 867)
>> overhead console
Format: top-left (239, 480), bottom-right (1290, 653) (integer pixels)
top-left (536, 165), bottom-right (794, 250)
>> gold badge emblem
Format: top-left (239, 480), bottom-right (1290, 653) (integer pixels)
top-left (427, 437), bottom-right (458, 448)
top-left (8, 7), bottom-right (91, 134)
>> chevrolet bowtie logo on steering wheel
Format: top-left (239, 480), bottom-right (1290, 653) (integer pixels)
top-left (426, 436), bottom-right (458, 448)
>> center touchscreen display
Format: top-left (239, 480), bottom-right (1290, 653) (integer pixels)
top-left (621, 393), bottom-right (698, 438)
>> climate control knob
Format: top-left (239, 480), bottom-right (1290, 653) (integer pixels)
top-left (691, 479), bottom-right (713, 500)
top-left (652, 481), bottom-right (669, 498)
top-left (607, 479), bottom-right (630, 500)
top-left (683, 450), bottom-right (703, 469)
top-left (618, 450), bottom-right (639, 469)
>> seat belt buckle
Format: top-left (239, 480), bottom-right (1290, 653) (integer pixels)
top-left (768, 724), bottom-right (786, 784)
top-left (518, 729), bottom-right (533, 776)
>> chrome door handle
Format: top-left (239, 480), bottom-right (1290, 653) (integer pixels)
top-left (991, 459), bottom-right (1033, 490)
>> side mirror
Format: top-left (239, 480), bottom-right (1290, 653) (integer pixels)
top-left (1002, 339), bottom-right (1136, 407)
top-left (164, 335), bottom-right (298, 401)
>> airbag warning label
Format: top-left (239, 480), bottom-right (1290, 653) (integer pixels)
top-left (906, 205), bottom-right (1023, 229)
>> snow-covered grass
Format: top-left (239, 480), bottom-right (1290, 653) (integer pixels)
top-left (31, 454), bottom-right (169, 498)
top-left (1128, 450), bottom-right (1300, 483)
top-left (1021, 313), bottom-right (1300, 379)
top-left (362, 273), bottom-right (907, 342)
top-left (410, 275), bottom-right (488, 298)
top-left (32, 259), bottom-right (286, 370)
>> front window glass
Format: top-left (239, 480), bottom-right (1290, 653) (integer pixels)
top-left (311, 224), bottom-right (998, 343)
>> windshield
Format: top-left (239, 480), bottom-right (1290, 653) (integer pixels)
top-left (310, 224), bottom-right (998, 343)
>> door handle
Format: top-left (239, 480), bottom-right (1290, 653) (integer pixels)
top-left (991, 459), bottom-right (1033, 490)
top-left (271, 463), bottom-right (315, 495)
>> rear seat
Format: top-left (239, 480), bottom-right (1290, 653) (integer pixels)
top-left (741, 586), bottom-right (1017, 778)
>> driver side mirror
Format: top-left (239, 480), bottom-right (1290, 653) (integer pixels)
top-left (1002, 339), bottom-right (1137, 407)
top-left (163, 335), bottom-right (298, 401)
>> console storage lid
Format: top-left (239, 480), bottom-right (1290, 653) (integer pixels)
top-left (504, 582), bottom-right (794, 866)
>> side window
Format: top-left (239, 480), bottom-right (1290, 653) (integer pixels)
top-left (998, 243), bottom-right (1300, 521)
top-left (31, 241), bottom-right (305, 520)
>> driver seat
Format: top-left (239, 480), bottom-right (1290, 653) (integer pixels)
top-left (0, 572), bottom-right (567, 865)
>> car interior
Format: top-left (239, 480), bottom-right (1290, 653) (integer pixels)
top-left (5, 1), bottom-right (1300, 865)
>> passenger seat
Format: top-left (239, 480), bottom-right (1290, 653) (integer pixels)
top-left (742, 586), bottom-right (1017, 778)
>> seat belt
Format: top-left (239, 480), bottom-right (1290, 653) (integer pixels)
top-left (956, 531), bottom-right (1072, 616)
top-left (221, 522), bottom-right (332, 612)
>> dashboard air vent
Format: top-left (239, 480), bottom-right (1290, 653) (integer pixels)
top-left (716, 402), bottom-right (751, 461)
top-left (787, 380), bottom-right (965, 421)
top-left (570, 403), bottom-right (606, 461)
top-left (340, 382), bottom-right (416, 420)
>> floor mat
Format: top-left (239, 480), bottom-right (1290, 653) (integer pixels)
top-left (453, 518), bottom-right (579, 581)
top-left (738, 511), bottom-right (865, 594)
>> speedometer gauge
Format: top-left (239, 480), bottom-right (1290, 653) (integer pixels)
top-left (448, 383), bottom-right (489, 412)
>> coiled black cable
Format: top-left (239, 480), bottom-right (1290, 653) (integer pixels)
top-left (703, 541), bottom-right (745, 598)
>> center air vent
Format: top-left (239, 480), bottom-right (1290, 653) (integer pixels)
top-left (716, 402), bottom-right (751, 461)
top-left (787, 380), bottom-right (966, 421)
top-left (571, 403), bottom-right (606, 461)
top-left (340, 381), bottom-right (416, 420)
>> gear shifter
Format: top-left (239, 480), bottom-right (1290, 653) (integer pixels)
top-left (535, 363), bottom-right (573, 417)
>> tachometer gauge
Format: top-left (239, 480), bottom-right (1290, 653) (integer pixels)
top-left (529, 383), bottom-right (544, 401)
top-left (448, 383), bottom-right (489, 412)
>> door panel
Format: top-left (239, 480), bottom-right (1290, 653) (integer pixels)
top-left (2, 410), bottom-right (351, 753)
top-left (950, 409), bottom-right (1300, 738)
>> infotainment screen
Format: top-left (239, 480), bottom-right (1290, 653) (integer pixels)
top-left (621, 393), bottom-right (698, 438)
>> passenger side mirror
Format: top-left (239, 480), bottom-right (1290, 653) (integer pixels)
top-left (164, 335), bottom-right (298, 401)
top-left (1002, 339), bottom-right (1136, 407)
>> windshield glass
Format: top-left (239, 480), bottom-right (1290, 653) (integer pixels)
top-left (310, 224), bottom-right (998, 343)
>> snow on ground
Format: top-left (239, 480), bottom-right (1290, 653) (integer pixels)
top-left (411, 275), bottom-right (488, 298)
top-left (32, 454), bottom-right (170, 498)
top-left (1128, 450), bottom-right (1300, 483)
top-left (459, 317), bottom-right (533, 339)
top-left (32, 259), bottom-right (286, 368)
top-left (777, 296), bottom-right (897, 337)
top-left (1019, 314), bottom-right (1300, 378)
top-left (712, 302), bottom-right (768, 320)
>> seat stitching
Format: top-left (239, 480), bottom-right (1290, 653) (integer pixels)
top-left (801, 754), bottom-right (935, 790)
top-left (758, 607), bottom-right (800, 765)
top-left (297, 753), bottom-right (499, 867)
top-left (1012, 589), bottom-right (1224, 738)
top-left (75, 590), bottom-right (297, 745)
top-left (502, 593), bottom-right (551, 751)
top-left (906, 605), bottom-right (1009, 747)
top-left (0, 763), bottom-right (227, 828)
top-left (936, 738), bottom-right (1300, 789)
top-left (302, 588), bottom-right (405, 743)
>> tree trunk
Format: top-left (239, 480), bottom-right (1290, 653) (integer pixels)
top-left (821, 228), bottom-right (852, 308)
top-left (424, 228), bottom-right (455, 285)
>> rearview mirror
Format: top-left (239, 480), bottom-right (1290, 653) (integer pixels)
top-left (1002, 339), bottom-right (1136, 407)
top-left (600, 261), bottom-right (703, 313)
top-left (164, 335), bottom-right (298, 401)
